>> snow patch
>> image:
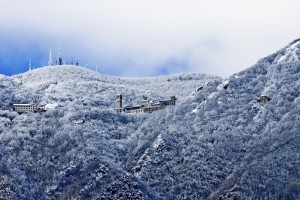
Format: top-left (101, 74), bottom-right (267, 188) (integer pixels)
top-left (133, 150), bottom-right (152, 178)
top-left (208, 92), bottom-right (216, 100)
top-left (217, 80), bottom-right (229, 90)
top-left (45, 103), bottom-right (59, 110)
top-left (277, 40), bottom-right (300, 64)
top-left (153, 134), bottom-right (164, 149)
top-left (192, 108), bottom-right (199, 113)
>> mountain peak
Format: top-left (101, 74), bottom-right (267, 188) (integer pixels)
top-left (277, 39), bottom-right (300, 64)
top-left (257, 38), bottom-right (300, 66)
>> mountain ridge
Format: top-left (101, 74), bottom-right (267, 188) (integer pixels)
top-left (0, 40), bottom-right (300, 199)
top-left (126, 40), bottom-right (300, 199)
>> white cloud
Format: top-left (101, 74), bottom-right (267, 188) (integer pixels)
top-left (1, 0), bottom-right (300, 77)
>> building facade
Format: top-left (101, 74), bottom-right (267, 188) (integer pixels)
top-left (115, 96), bottom-right (176, 114)
top-left (13, 104), bottom-right (37, 112)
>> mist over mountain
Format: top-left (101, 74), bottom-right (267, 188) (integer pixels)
top-left (0, 40), bottom-right (300, 199)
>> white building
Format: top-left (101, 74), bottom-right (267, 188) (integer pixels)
top-left (116, 96), bottom-right (176, 114)
top-left (13, 104), bottom-right (37, 113)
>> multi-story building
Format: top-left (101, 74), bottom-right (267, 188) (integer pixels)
top-left (13, 104), bottom-right (37, 113)
top-left (115, 95), bottom-right (176, 114)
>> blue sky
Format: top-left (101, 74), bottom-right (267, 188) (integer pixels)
top-left (1, 0), bottom-right (300, 77)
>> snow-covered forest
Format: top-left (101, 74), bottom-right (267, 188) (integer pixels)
top-left (1, 39), bottom-right (300, 199)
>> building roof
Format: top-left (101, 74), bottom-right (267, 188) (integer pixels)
top-left (124, 105), bottom-right (142, 110)
top-left (159, 97), bottom-right (176, 102)
top-left (159, 100), bottom-right (172, 103)
top-left (13, 104), bottom-right (35, 106)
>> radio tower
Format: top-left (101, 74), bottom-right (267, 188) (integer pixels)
top-left (48, 49), bottom-right (53, 66)
top-left (56, 43), bottom-right (62, 65)
top-left (29, 59), bottom-right (32, 71)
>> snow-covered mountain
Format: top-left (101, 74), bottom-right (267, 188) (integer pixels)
top-left (126, 40), bottom-right (300, 199)
top-left (258, 38), bottom-right (300, 65)
top-left (10, 66), bottom-right (218, 108)
top-left (0, 66), bottom-right (218, 199)
top-left (1, 39), bottom-right (300, 199)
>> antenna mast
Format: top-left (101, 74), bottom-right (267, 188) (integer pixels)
top-left (57, 43), bottom-right (62, 65)
top-left (29, 59), bottom-right (32, 71)
top-left (48, 49), bottom-right (53, 66)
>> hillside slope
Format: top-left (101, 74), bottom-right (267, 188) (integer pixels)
top-left (127, 40), bottom-right (300, 199)
top-left (0, 66), bottom-right (218, 199)
top-left (11, 66), bottom-right (218, 108)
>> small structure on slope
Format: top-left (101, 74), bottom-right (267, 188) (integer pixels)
top-left (115, 95), bottom-right (176, 114)
top-left (257, 95), bottom-right (271, 103)
top-left (73, 119), bottom-right (85, 125)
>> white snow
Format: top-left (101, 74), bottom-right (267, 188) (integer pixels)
top-left (277, 40), bottom-right (300, 64)
top-left (207, 92), bottom-right (216, 100)
top-left (45, 103), bottom-right (59, 110)
top-left (192, 108), bottom-right (199, 113)
top-left (153, 134), bottom-right (164, 149)
top-left (217, 80), bottom-right (229, 91)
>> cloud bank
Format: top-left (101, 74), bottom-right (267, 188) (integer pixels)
top-left (0, 0), bottom-right (300, 77)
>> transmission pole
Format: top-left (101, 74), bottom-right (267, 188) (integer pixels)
top-left (29, 59), bottom-right (32, 71)
top-left (48, 49), bottom-right (53, 66)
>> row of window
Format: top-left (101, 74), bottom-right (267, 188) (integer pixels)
top-left (145, 108), bottom-right (160, 111)
top-left (15, 106), bottom-right (36, 112)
